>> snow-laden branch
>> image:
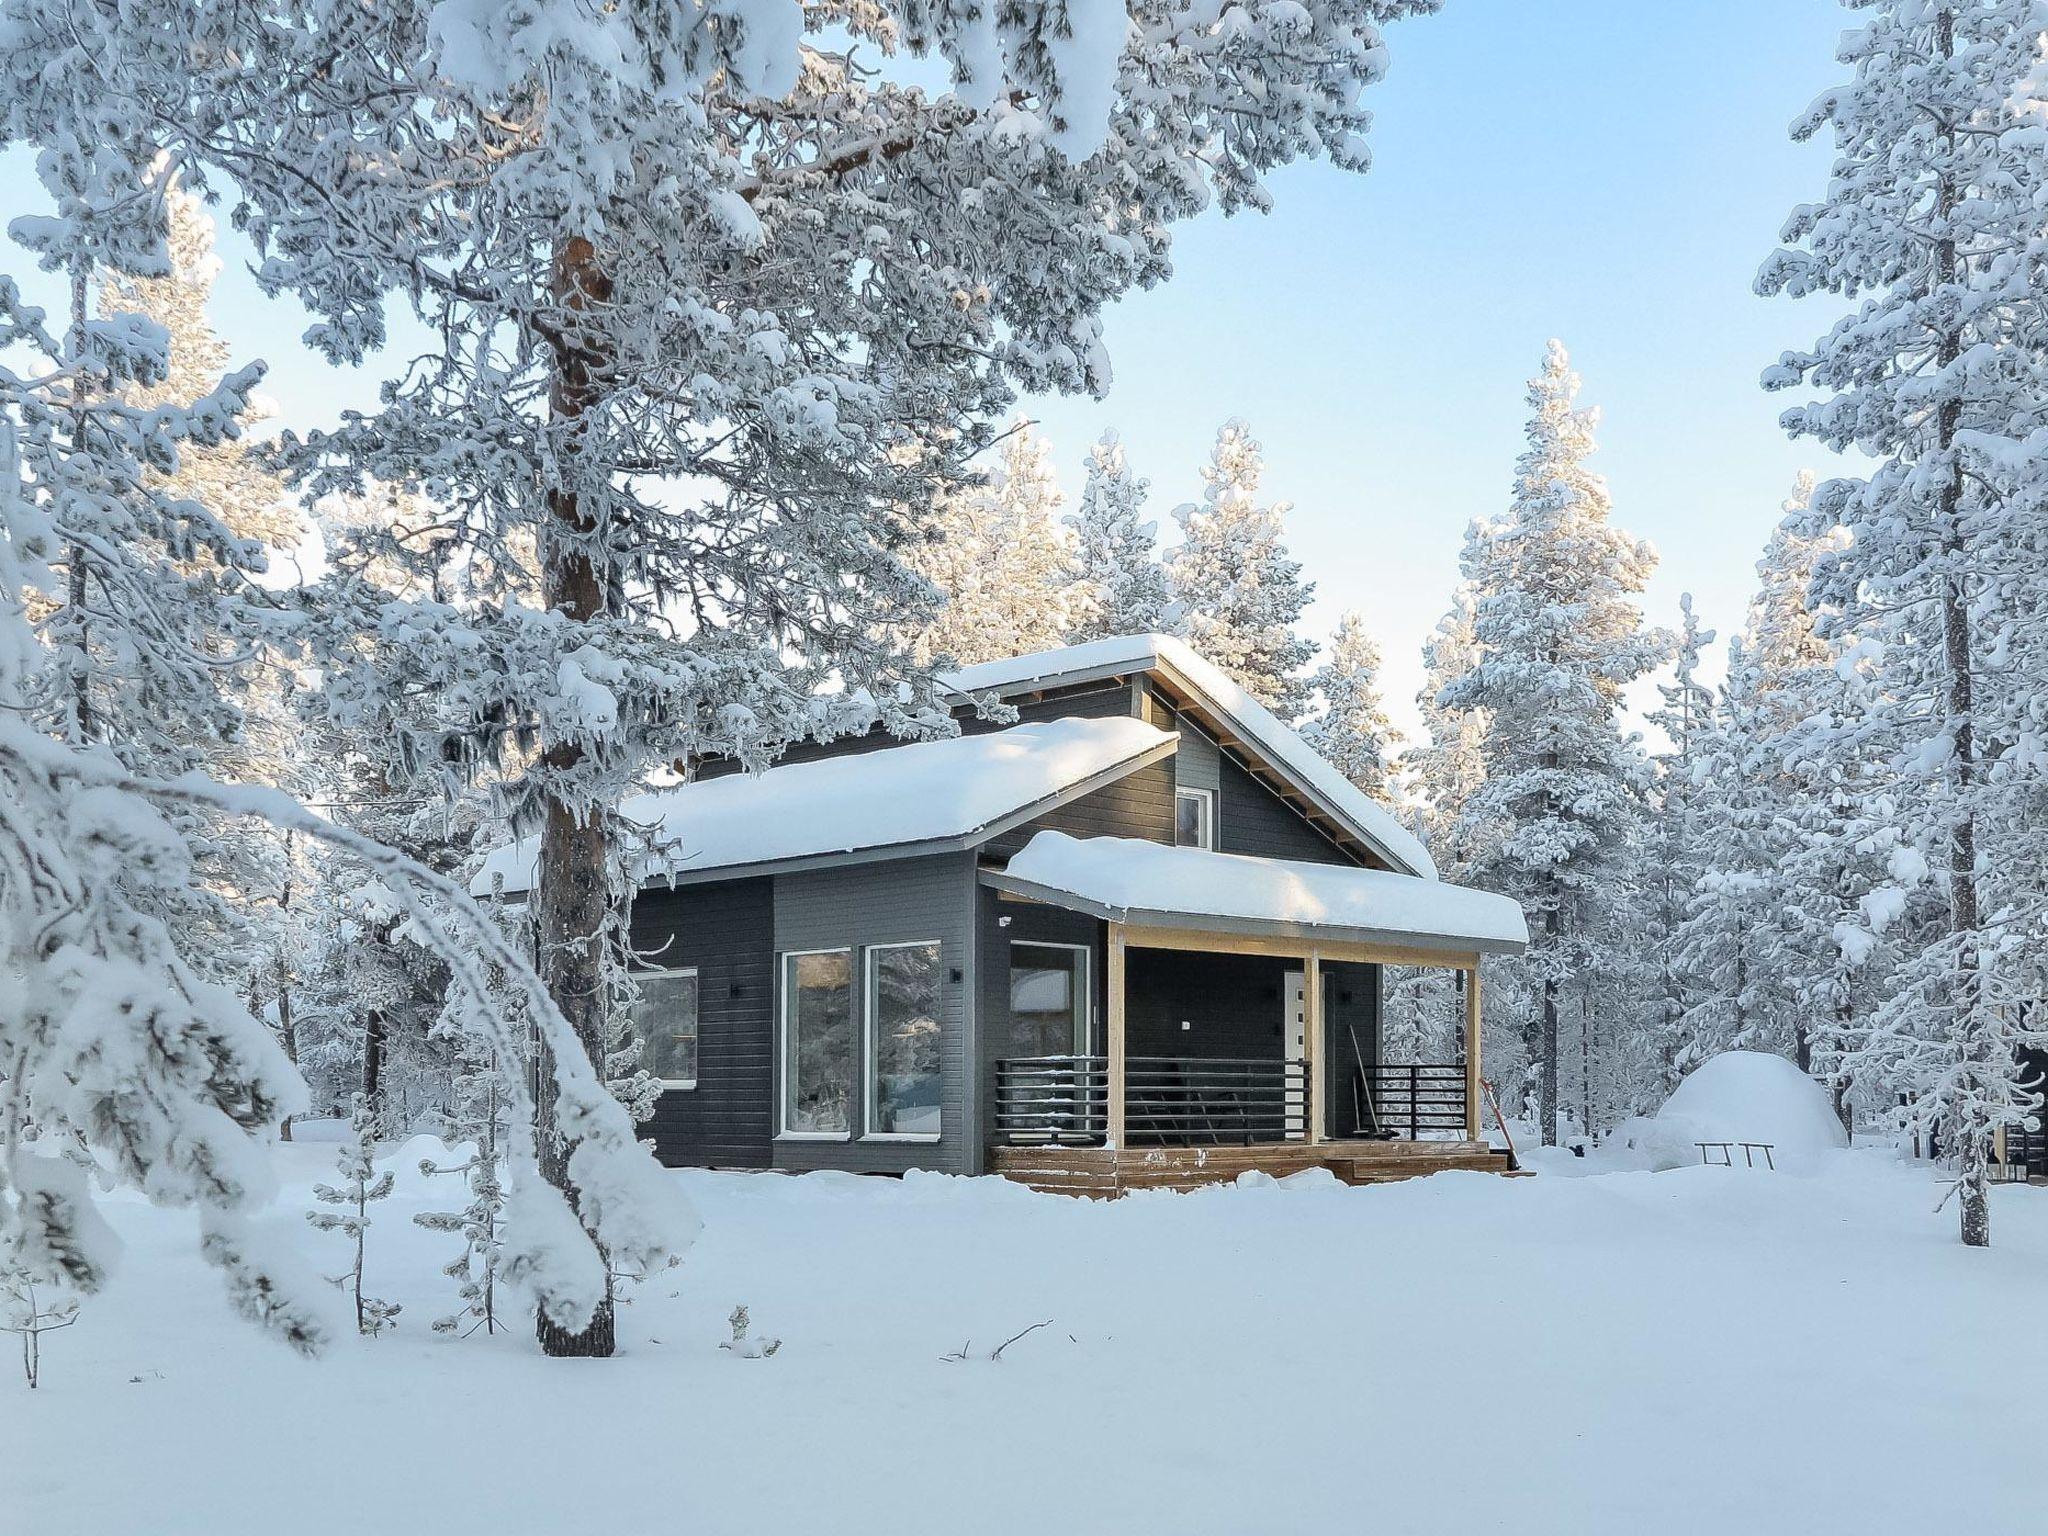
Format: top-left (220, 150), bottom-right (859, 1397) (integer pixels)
top-left (0, 721), bottom-right (696, 1333)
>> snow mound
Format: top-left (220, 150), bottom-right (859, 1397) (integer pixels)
top-left (1610, 1051), bottom-right (1849, 1172)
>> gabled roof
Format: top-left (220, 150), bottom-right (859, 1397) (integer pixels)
top-left (470, 717), bottom-right (1176, 896)
top-left (943, 634), bottom-right (1437, 879)
top-left (990, 833), bottom-right (1527, 956)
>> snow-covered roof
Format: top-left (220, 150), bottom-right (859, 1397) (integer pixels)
top-left (992, 832), bottom-right (1527, 955)
top-left (943, 634), bottom-right (1438, 879)
top-left (471, 717), bottom-right (1176, 896)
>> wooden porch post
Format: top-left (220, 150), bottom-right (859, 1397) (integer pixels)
top-left (1303, 950), bottom-right (1323, 1145)
top-left (1464, 961), bottom-right (1484, 1142)
top-left (1106, 922), bottom-right (1127, 1150)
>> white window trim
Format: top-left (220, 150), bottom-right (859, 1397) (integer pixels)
top-left (634, 964), bottom-right (700, 1091)
top-left (1175, 785), bottom-right (1218, 850)
top-left (863, 940), bottom-right (944, 1143)
top-left (777, 946), bottom-right (856, 1141)
top-left (1009, 940), bottom-right (1093, 1055)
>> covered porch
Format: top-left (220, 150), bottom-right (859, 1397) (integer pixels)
top-left (979, 834), bottom-right (1525, 1195)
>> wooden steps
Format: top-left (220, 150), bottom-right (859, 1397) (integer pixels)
top-left (989, 1139), bottom-right (1518, 1198)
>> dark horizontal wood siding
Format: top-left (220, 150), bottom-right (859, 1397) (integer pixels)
top-left (1125, 948), bottom-right (1293, 1060)
top-left (1323, 960), bottom-right (1381, 1140)
top-left (1216, 755), bottom-right (1357, 866)
top-left (978, 891), bottom-right (1105, 1141)
top-left (771, 853), bottom-right (980, 1175)
top-left (631, 878), bottom-right (774, 1169)
top-left (983, 755), bottom-right (1176, 859)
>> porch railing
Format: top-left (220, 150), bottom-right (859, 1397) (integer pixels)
top-left (1358, 1063), bottom-right (1470, 1139)
top-left (992, 1055), bottom-right (1109, 1145)
top-left (993, 1055), bottom-right (1310, 1147)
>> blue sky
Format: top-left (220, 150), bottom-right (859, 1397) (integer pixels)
top-left (1024, 0), bottom-right (1856, 736)
top-left (4, 0), bottom-right (1857, 739)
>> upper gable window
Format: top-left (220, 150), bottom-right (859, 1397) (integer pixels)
top-left (1174, 786), bottom-right (1216, 850)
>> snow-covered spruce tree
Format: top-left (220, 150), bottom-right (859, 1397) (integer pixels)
top-left (308, 1097), bottom-right (400, 1337)
top-left (1304, 610), bottom-right (1400, 806)
top-left (1385, 575), bottom-right (1495, 1080)
top-left (1065, 429), bottom-right (1170, 642)
top-left (1758, 0), bottom-right (2048, 1244)
top-left (184, 0), bottom-right (1436, 1354)
top-left (1167, 419), bottom-right (1318, 716)
top-left (1, 14), bottom-right (693, 1343)
top-left (1746, 481), bottom-right (1901, 1119)
top-left (1443, 343), bottom-right (1665, 1145)
top-left (1671, 638), bottom-right (1787, 1068)
top-left (1640, 593), bottom-right (1717, 1092)
top-left (907, 421), bottom-right (1076, 666)
top-left (91, 183), bottom-right (308, 1001)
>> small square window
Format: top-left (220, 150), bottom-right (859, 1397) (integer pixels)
top-left (1174, 787), bottom-right (1216, 850)
top-left (632, 969), bottom-right (699, 1088)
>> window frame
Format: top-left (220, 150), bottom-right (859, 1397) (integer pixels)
top-left (632, 964), bottom-right (701, 1091)
top-left (1174, 785), bottom-right (1218, 850)
top-left (1007, 940), bottom-right (1093, 1057)
top-left (862, 939), bottom-right (945, 1144)
top-left (777, 946), bottom-right (857, 1142)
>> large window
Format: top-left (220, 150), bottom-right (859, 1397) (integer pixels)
top-left (1175, 786), bottom-right (1216, 849)
top-left (1007, 942), bottom-right (1090, 1058)
top-left (867, 942), bottom-right (943, 1139)
top-left (780, 949), bottom-right (854, 1136)
top-left (632, 968), bottom-right (700, 1088)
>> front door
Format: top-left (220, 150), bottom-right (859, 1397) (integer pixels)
top-left (1283, 969), bottom-right (1307, 1139)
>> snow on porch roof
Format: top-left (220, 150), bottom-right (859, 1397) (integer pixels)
top-left (942, 634), bottom-right (1438, 880)
top-left (991, 832), bottom-right (1529, 956)
top-left (470, 716), bottom-right (1177, 896)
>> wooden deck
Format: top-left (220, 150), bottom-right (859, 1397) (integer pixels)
top-left (989, 1139), bottom-right (1518, 1198)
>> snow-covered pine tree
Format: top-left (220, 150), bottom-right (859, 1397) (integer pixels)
top-left (0, 75), bottom-right (323, 1346)
top-left (2, 13), bottom-right (695, 1343)
top-left (1304, 611), bottom-right (1401, 806)
top-left (1167, 420), bottom-right (1318, 717)
top-left (1065, 430), bottom-right (1170, 642)
top-left (1641, 594), bottom-right (1717, 1092)
top-left (187, 0), bottom-right (1437, 1353)
top-left (1443, 343), bottom-right (1665, 1145)
top-left (308, 1097), bottom-right (400, 1336)
top-left (1758, 0), bottom-right (2048, 1244)
top-left (907, 422), bottom-right (1076, 666)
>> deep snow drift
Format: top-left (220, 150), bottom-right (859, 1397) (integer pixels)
top-left (1583, 1049), bottom-right (1853, 1173)
top-left (5, 1145), bottom-right (2042, 1536)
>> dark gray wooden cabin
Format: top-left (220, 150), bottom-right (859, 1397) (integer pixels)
top-left (477, 636), bottom-right (1528, 1194)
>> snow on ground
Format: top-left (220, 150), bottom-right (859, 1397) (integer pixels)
top-left (6, 1146), bottom-right (2043, 1536)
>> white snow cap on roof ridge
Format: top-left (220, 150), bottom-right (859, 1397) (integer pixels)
top-left (470, 715), bottom-right (1174, 896)
top-left (943, 633), bottom-right (1438, 879)
top-left (1003, 833), bottom-right (1526, 953)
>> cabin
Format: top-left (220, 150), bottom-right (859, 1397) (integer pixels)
top-left (476, 635), bottom-right (1530, 1195)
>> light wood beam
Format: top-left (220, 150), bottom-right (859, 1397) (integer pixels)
top-left (1465, 964), bottom-right (1484, 1141)
top-left (1106, 922), bottom-right (1127, 1151)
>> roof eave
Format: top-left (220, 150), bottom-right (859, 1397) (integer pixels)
top-left (945, 640), bottom-right (1430, 880)
top-left (636, 734), bottom-right (1178, 889)
top-left (979, 869), bottom-right (1527, 958)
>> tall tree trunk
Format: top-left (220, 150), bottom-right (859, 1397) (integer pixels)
top-left (1540, 886), bottom-right (1559, 1147)
top-left (1933, 6), bottom-right (1989, 1250)
top-left (532, 234), bottom-right (619, 1357)
top-left (276, 835), bottom-right (298, 1142)
top-left (361, 1005), bottom-right (386, 1124)
top-left (64, 268), bottom-right (94, 746)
